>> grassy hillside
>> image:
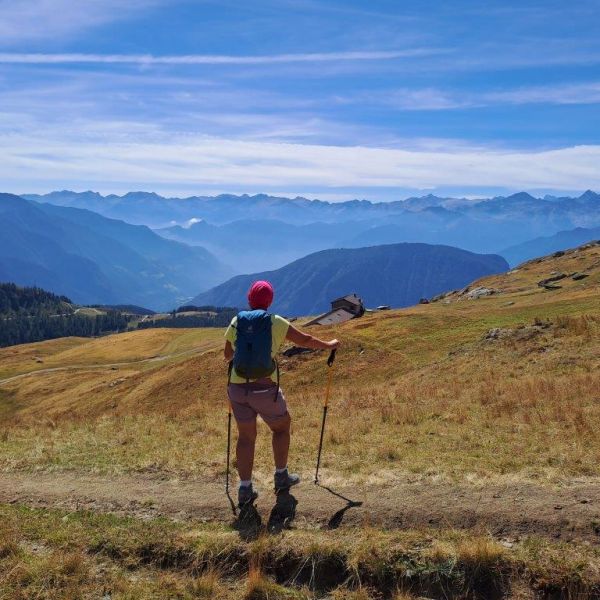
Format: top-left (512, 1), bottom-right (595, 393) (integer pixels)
top-left (0, 241), bottom-right (598, 480)
top-left (1, 242), bottom-right (599, 598)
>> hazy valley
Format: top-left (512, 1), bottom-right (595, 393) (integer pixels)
top-left (3, 189), bottom-right (599, 314)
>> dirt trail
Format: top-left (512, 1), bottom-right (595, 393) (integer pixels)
top-left (0, 343), bottom-right (219, 386)
top-left (1, 472), bottom-right (599, 542)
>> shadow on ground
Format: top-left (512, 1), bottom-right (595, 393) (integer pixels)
top-left (267, 489), bottom-right (298, 534)
top-left (233, 487), bottom-right (364, 539)
top-left (232, 490), bottom-right (299, 539)
top-left (233, 503), bottom-right (263, 541)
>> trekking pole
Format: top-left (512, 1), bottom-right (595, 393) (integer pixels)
top-left (314, 348), bottom-right (336, 484)
top-left (314, 349), bottom-right (363, 509)
top-left (225, 401), bottom-right (237, 516)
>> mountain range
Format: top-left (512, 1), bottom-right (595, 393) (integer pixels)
top-left (25, 189), bottom-right (600, 228)
top-left (25, 189), bottom-right (600, 270)
top-left (5, 190), bottom-right (599, 313)
top-left (191, 243), bottom-right (509, 316)
top-left (0, 194), bottom-right (229, 310)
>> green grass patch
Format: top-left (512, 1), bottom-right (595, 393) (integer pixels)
top-left (1, 504), bottom-right (600, 599)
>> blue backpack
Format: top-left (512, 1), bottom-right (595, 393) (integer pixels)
top-left (230, 310), bottom-right (279, 398)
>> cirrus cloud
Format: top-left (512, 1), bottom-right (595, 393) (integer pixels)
top-left (0, 0), bottom-right (163, 45)
top-left (0, 48), bottom-right (442, 65)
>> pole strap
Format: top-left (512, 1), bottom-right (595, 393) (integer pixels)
top-left (315, 481), bottom-right (363, 507)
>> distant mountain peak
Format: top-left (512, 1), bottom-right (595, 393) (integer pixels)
top-left (505, 191), bottom-right (537, 201)
top-left (44, 189), bottom-right (103, 199)
top-left (122, 191), bottom-right (162, 200)
top-left (579, 189), bottom-right (599, 201)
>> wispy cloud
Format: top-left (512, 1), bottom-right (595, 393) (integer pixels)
top-left (0, 0), bottom-right (161, 45)
top-left (483, 82), bottom-right (600, 106)
top-left (347, 81), bottom-right (600, 111)
top-left (347, 88), bottom-right (468, 111)
top-left (1, 122), bottom-right (599, 195)
top-left (0, 49), bottom-right (441, 65)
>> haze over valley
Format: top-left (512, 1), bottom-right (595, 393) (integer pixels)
top-left (1, 189), bottom-right (598, 311)
top-left (19, 189), bottom-right (600, 283)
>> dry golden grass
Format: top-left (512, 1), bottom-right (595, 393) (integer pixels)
top-left (0, 327), bottom-right (223, 381)
top-left (2, 307), bottom-right (598, 483)
top-left (0, 243), bottom-right (599, 485)
top-left (0, 336), bottom-right (88, 379)
top-left (329, 587), bottom-right (373, 600)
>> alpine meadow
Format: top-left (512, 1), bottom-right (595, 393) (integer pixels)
top-left (1, 2), bottom-right (600, 599)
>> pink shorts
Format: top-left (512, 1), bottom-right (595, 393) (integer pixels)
top-left (227, 379), bottom-right (288, 424)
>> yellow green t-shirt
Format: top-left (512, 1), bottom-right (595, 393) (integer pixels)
top-left (225, 314), bottom-right (290, 384)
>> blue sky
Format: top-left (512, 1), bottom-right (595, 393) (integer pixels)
top-left (1, 0), bottom-right (599, 200)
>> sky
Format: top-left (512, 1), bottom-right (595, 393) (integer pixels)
top-left (0, 0), bottom-right (599, 201)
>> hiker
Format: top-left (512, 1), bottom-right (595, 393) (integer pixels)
top-left (225, 280), bottom-right (339, 506)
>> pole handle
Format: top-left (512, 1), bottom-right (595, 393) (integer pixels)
top-left (327, 348), bottom-right (337, 367)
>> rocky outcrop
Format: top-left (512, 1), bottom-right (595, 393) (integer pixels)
top-left (537, 272), bottom-right (569, 290)
top-left (484, 320), bottom-right (551, 342)
top-left (572, 273), bottom-right (589, 281)
top-left (465, 286), bottom-right (496, 299)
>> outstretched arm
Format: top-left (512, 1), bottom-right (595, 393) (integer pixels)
top-left (285, 324), bottom-right (339, 350)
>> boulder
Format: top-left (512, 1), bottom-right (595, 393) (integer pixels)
top-left (572, 272), bottom-right (589, 281)
top-left (466, 286), bottom-right (496, 299)
top-left (484, 327), bottom-right (514, 340)
top-left (537, 273), bottom-right (567, 288)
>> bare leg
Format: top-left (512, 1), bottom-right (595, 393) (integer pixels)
top-left (268, 413), bottom-right (291, 469)
top-left (235, 420), bottom-right (257, 481)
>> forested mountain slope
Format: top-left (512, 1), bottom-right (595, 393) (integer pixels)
top-left (191, 243), bottom-right (509, 315)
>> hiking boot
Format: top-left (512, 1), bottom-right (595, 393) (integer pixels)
top-left (238, 484), bottom-right (258, 507)
top-left (274, 469), bottom-right (300, 491)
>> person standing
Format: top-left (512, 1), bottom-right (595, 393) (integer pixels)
top-left (224, 280), bottom-right (339, 506)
